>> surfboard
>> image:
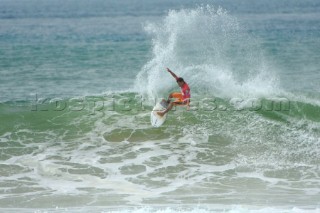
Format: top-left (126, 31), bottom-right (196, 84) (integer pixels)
top-left (150, 99), bottom-right (168, 127)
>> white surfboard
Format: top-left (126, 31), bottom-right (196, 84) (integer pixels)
top-left (150, 100), bottom-right (168, 127)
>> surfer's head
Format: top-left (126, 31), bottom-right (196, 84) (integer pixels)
top-left (176, 77), bottom-right (184, 87)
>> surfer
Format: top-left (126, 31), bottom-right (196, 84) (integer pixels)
top-left (157, 68), bottom-right (191, 116)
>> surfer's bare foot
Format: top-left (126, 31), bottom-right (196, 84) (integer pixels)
top-left (157, 111), bottom-right (165, 117)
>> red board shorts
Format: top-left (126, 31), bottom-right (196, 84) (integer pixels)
top-left (171, 92), bottom-right (190, 105)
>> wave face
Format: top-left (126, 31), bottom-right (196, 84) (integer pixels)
top-left (0, 91), bottom-right (319, 210)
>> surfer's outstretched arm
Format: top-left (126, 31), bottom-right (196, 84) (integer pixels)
top-left (166, 68), bottom-right (178, 80)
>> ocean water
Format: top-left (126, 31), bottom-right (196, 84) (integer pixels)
top-left (1, 0), bottom-right (320, 212)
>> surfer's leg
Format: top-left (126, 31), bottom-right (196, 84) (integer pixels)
top-left (167, 93), bottom-right (174, 103)
top-left (168, 92), bottom-right (182, 104)
top-left (158, 102), bottom-right (174, 116)
top-left (166, 102), bottom-right (174, 113)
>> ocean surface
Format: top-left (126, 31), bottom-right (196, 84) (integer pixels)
top-left (1, 0), bottom-right (320, 212)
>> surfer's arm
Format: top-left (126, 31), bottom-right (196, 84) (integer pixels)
top-left (166, 68), bottom-right (178, 80)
